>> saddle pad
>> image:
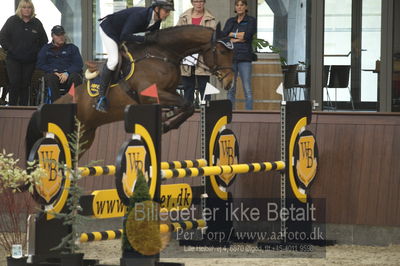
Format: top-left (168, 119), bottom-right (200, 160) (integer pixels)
top-left (86, 75), bottom-right (101, 97)
top-left (86, 55), bottom-right (135, 98)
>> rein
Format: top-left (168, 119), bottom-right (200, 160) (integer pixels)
top-left (134, 49), bottom-right (180, 66)
top-left (182, 39), bottom-right (234, 82)
top-left (130, 30), bottom-right (233, 82)
top-left (199, 43), bottom-right (233, 81)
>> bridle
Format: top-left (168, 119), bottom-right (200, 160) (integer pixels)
top-left (132, 28), bottom-right (234, 82)
top-left (191, 28), bottom-right (234, 82)
top-left (203, 39), bottom-right (234, 82)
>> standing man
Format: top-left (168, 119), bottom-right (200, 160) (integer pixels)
top-left (36, 25), bottom-right (83, 103)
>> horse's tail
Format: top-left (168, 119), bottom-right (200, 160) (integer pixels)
top-left (27, 92), bottom-right (76, 156)
top-left (26, 92), bottom-right (74, 159)
top-left (25, 110), bottom-right (42, 162)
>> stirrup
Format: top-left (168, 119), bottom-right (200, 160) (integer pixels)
top-left (95, 96), bottom-right (108, 112)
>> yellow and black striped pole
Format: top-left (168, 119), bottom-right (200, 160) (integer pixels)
top-left (161, 161), bottom-right (285, 179)
top-left (80, 229), bottom-right (123, 242)
top-left (160, 158), bottom-right (207, 169)
top-left (79, 219), bottom-right (207, 242)
top-left (160, 219), bottom-right (207, 234)
top-left (79, 165), bottom-right (116, 177)
top-left (78, 159), bottom-right (208, 177)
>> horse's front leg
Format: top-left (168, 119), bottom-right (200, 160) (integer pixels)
top-left (157, 90), bottom-right (194, 133)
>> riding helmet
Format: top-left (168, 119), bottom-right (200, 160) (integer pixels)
top-left (152, 0), bottom-right (175, 11)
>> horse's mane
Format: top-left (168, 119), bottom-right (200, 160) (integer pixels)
top-left (125, 25), bottom-right (214, 50)
top-left (148, 24), bottom-right (214, 37)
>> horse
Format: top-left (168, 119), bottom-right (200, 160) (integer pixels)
top-left (26, 25), bottom-right (234, 157)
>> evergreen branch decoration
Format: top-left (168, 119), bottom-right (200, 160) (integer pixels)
top-left (49, 117), bottom-right (90, 254)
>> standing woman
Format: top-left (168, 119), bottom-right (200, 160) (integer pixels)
top-left (177, 0), bottom-right (217, 105)
top-left (0, 0), bottom-right (48, 106)
top-left (222, 0), bottom-right (256, 110)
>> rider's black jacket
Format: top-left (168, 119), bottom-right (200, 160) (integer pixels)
top-left (100, 6), bottom-right (161, 44)
top-left (0, 15), bottom-right (48, 63)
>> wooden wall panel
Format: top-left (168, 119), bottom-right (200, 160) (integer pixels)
top-left (0, 108), bottom-right (34, 167)
top-left (389, 127), bottom-right (400, 225)
top-left (78, 121), bottom-right (129, 191)
top-left (228, 113), bottom-right (281, 200)
top-left (2, 107), bottom-right (400, 227)
top-left (311, 113), bottom-right (400, 227)
top-left (377, 125), bottom-right (394, 226)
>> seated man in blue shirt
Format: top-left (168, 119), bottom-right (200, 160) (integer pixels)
top-left (37, 25), bottom-right (83, 103)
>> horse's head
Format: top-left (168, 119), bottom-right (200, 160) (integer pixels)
top-left (202, 25), bottom-right (235, 90)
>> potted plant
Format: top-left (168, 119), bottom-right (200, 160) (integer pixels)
top-left (252, 35), bottom-right (287, 66)
top-left (0, 150), bottom-right (44, 266)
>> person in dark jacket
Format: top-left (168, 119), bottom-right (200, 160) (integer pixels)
top-left (36, 25), bottom-right (83, 103)
top-left (95, 0), bottom-right (174, 112)
top-left (222, 0), bottom-right (256, 110)
top-left (0, 48), bottom-right (9, 105)
top-left (0, 0), bottom-right (48, 106)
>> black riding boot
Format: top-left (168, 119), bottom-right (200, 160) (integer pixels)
top-left (95, 66), bottom-right (113, 112)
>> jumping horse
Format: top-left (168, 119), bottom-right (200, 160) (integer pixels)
top-left (26, 25), bottom-right (234, 156)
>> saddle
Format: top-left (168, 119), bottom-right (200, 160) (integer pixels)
top-left (85, 45), bottom-right (134, 84)
top-left (84, 45), bottom-right (136, 98)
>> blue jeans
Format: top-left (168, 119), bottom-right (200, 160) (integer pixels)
top-left (228, 61), bottom-right (253, 110)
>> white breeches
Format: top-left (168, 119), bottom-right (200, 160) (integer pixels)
top-left (100, 27), bottom-right (119, 71)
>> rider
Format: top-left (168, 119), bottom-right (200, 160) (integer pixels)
top-left (95, 0), bottom-right (174, 112)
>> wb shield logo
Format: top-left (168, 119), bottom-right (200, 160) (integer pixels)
top-left (37, 144), bottom-right (61, 203)
top-left (295, 133), bottom-right (318, 187)
top-left (123, 145), bottom-right (147, 198)
top-left (87, 79), bottom-right (100, 97)
top-left (215, 129), bottom-right (239, 186)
